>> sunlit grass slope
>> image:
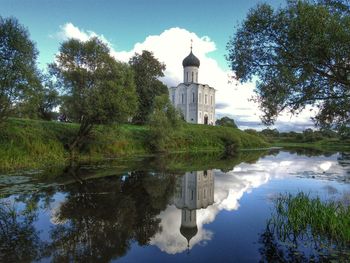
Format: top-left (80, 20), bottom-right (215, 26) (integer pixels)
top-left (0, 118), bottom-right (268, 171)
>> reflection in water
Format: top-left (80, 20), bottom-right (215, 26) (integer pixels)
top-left (0, 150), bottom-right (349, 262)
top-left (0, 200), bottom-right (45, 262)
top-left (173, 170), bottom-right (214, 250)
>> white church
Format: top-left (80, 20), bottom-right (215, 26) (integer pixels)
top-left (169, 47), bottom-right (216, 125)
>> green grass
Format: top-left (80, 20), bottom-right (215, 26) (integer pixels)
top-left (272, 192), bottom-right (350, 245)
top-left (271, 138), bottom-right (350, 152)
top-left (261, 192), bottom-right (350, 261)
top-left (0, 118), bottom-right (268, 171)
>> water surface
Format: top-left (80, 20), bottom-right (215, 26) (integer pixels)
top-left (0, 149), bottom-right (349, 262)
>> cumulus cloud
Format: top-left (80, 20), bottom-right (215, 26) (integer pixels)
top-left (55, 23), bottom-right (315, 131)
top-left (55, 22), bottom-right (112, 46)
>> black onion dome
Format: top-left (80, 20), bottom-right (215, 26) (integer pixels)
top-left (182, 51), bottom-right (200, 67)
top-left (180, 225), bottom-right (198, 243)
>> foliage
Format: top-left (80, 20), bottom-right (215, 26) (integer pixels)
top-left (147, 94), bottom-right (182, 152)
top-left (227, 0), bottom-right (350, 129)
top-left (261, 128), bottom-right (279, 138)
top-left (129, 50), bottom-right (168, 124)
top-left (215, 116), bottom-right (238, 128)
top-left (50, 37), bottom-right (137, 153)
top-left (0, 16), bottom-right (41, 124)
top-left (12, 74), bottom-right (60, 120)
top-left (259, 192), bottom-right (350, 261)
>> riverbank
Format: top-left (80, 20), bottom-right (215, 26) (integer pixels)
top-left (271, 139), bottom-right (350, 152)
top-left (0, 118), bottom-right (268, 171)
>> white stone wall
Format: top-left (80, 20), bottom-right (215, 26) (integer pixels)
top-left (197, 84), bottom-right (215, 125)
top-left (169, 83), bottom-right (215, 125)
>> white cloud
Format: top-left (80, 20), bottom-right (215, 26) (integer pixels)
top-left (55, 22), bottom-right (113, 48)
top-left (56, 23), bottom-right (315, 131)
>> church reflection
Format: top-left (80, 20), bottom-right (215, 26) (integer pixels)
top-left (172, 170), bottom-right (214, 250)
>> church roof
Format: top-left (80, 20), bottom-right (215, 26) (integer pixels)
top-left (182, 50), bottom-right (200, 68)
top-left (180, 225), bottom-right (198, 242)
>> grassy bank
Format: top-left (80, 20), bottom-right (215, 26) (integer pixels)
top-left (271, 138), bottom-right (350, 152)
top-left (0, 118), bottom-right (267, 171)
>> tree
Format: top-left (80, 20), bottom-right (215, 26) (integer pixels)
top-left (148, 94), bottom-right (181, 152)
top-left (129, 50), bottom-right (168, 124)
top-left (227, 0), bottom-right (350, 130)
top-left (13, 74), bottom-right (60, 120)
top-left (50, 37), bottom-right (137, 153)
top-left (215, 116), bottom-right (238, 128)
top-left (0, 16), bottom-right (41, 124)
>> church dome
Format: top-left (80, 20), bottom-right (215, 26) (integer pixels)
top-left (182, 51), bottom-right (200, 68)
top-left (180, 225), bottom-right (198, 243)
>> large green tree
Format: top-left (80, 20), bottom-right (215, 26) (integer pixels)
top-left (215, 116), bottom-right (238, 128)
top-left (227, 0), bottom-right (350, 129)
top-left (50, 37), bottom-right (137, 153)
top-left (129, 50), bottom-right (168, 124)
top-left (0, 17), bottom-right (41, 124)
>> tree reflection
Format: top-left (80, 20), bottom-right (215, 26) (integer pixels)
top-left (46, 171), bottom-right (176, 262)
top-left (0, 199), bottom-right (46, 262)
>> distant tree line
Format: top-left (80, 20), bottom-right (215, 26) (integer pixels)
top-left (0, 16), bottom-right (182, 155)
top-left (250, 127), bottom-right (350, 143)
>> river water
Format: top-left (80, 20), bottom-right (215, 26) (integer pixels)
top-left (0, 149), bottom-right (349, 262)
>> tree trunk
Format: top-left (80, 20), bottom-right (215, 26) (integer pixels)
top-left (68, 117), bottom-right (93, 160)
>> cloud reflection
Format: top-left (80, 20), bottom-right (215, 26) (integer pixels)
top-left (150, 152), bottom-right (347, 254)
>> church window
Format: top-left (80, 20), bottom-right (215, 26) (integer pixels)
top-left (181, 94), bottom-right (184, 104)
top-left (205, 94), bottom-right (208, 104)
top-left (192, 92), bottom-right (195, 103)
top-left (186, 72), bottom-right (189, 82)
top-left (172, 94), bottom-right (175, 104)
top-left (199, 93), bottom-right (201, 103)
top-left (192, 72), bottom-right (194, 82)
top-left (196, 72), bottom-right (198, 82)
top-left (191, 190), bottom-right (194, 200)
top-left (211, 95), bottom-right (213, 105)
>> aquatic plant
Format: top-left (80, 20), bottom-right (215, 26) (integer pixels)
top-left (259, 192), bottom-right (350, 262)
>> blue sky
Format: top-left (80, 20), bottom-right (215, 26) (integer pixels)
top-left (1, 0), bottom-right (285, 69)
top-left (2, 0), bottom-right (314, 131)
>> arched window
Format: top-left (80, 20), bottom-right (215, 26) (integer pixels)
top-left (196, 72), bottom-right (198, 82)
top-left (181, 93), bottom-right (184, 104)
top-left (211, 95), bottom-right (213, 105)
top-left (192, 72), bottom-right (194, 82)
top-left (192, 92), bottom-right (195, 103)
top-left (186, 72), bottom-right (189, 82)
top-left (205, 94), bottom-right (208, 104)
